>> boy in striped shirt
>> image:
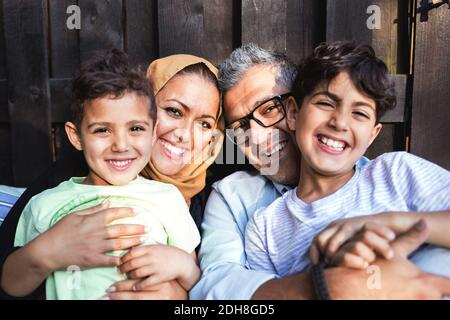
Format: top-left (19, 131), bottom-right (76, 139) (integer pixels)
top-left (244, 41), bottom-right (450, 278)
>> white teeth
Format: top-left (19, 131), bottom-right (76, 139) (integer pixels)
top-left (264, 142), bottom-right (287, 157)
top-left (160, 140), bottom-right (185, 155)
top-left (109, 160), bottom-right (131, 167)
top-left (318, 136), bottom-right (346, 150)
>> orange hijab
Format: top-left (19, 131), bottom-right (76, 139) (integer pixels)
top-left (140, 55), bottom-right (225, 206)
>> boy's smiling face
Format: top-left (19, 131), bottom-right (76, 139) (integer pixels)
top-left (65, 92), bottom-right (154, 186)
top-left (287, 71), bottom-right (382, 177)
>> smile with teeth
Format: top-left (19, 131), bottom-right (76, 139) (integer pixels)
top-left (107, 159), bottom-right (133, 171)
top-left (264, 141), bottom-right (287, 157)
top-left (318, 135), bottom-right (347, 152)
top-left (159, 139), bottom-right (186, 157)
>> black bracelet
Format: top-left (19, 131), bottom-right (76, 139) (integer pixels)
top-left (310, 263), bottom-right (332, 300)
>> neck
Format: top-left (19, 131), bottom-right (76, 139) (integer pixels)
top-left (296, 159), bottom-right (354, 204)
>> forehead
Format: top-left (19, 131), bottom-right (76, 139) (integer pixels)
top-left (156, 74), bottom-right (220, 116)
top-left (83, 93), bottom-right (151, 121)
top-left (223, 65), bottom-right (288, 122)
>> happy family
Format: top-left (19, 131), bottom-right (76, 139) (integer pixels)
top-left (0, 41), bottom-right (449, 300)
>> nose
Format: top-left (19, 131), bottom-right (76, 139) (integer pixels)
top-left (111, 132), bottom-right (130, 152)
top-left (328, 109), bottom-right (350, 132)
top-left (172, 122), bottom-right (192, 145)
top-left (248, 119), bottom-right (271, 145)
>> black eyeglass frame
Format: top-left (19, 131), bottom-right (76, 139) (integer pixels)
top-left (225, 92), bottom-right (292, 144)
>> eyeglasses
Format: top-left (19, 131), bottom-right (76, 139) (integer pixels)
top-left (225, 93), bottom-right (291, 146)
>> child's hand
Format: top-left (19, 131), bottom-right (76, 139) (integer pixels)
top-left (118, 245), bottom-right (200, 291)
top-left (310, 217), bottom-right (396, 266)
top-left (326, 223), bottom-right (397, 269)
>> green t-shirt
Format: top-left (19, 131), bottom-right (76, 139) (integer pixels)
top-left (14, 176), bottom-right (200, 300)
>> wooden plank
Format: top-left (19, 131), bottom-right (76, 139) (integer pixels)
top-left (157, 0), bottom-right (233, 66)
top-left (0, 125), bottom-right (13, 185)
top-left (49, 0), bottom-right (80, 78)
top-left (326, 0), bottom-right (400, 73)
top-left (79, 0), bottom-right (124, 62)
top-left (50, 78), bottom-right (72, 123)
top-left (410, 3), bottom-right (450, 170)
top-left (242, 0), bottom-right (324, 63)
top-left (124, 0), bottom-right (158, 66)
top-left (379, 74), bottom-right (407, 123)
top-left (2, 0), bottom-right (52, 186)
top-left (0, 0), bottom-right (6, 79)
top-left (0, 79), bottom-right (7, 122)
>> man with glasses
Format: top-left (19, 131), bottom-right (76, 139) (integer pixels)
top-left (190, 43), bottom-right (450, 300)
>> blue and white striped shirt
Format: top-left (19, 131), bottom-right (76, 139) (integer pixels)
top-left (245, 152), bottom-right (450, 277)
top-left (0, 185), bottom-right (25, 226)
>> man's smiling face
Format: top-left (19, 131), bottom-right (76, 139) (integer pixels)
top-left (223, 65), bottom-right (300, 185)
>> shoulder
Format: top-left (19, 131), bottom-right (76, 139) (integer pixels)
top-left (212, 170), bottom-right (269, 197)
top-left (365, 151), bottom-right (445, 173)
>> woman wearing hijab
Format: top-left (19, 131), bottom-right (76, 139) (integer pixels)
top-left (0, 53), bottom-right (224, 300)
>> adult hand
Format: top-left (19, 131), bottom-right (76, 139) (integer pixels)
top-left (102, 279), bottom-right (188, 300)
top-left (37, 200), bottom-right (147, 271)
top-left (326, 220), bottom-right (450, 299)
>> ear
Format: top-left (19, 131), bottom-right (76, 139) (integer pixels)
top-left (285, 96), bottom-right (299, 131)
top-left (151, 119), bottom-right (159, 146)
top-left (65, 122), bottom-right (83, 151)
top-left (367, 123), bottom-right (383, 147)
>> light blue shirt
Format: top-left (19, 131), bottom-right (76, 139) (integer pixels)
top-left (190, 157), bottom-right (370, 299)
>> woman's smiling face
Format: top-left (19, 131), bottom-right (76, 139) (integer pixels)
top-left (151, 73), bottom-right (220, 175)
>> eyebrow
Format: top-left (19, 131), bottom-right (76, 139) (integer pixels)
top-left (87, 120), bottom-right (151, 128)
top-left (166, 98), bottom-right (217, 121)
top-left (311, 91), bottom-right (376, 110)
top-left (227, 95), bottom-right (274, 124)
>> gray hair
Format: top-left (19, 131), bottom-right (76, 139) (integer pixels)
top-left (218, 43), bottom-right (297, 93)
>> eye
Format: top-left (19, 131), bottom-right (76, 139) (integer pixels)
top-left (201, 121), bottom-right (212, 130)
top-left (166, 107), bottom-right (182, 118)
top-left (353, 111), bottom-right (370, 119)
top-left (317, 101), bottom-right (335, 108)
top-left (130, 126), bottom-right (146, 132)
top-left (93, 127), bottom-right (109, 134)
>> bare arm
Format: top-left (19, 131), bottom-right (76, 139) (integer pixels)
top-left (1, 203), bottom-right (146, 297)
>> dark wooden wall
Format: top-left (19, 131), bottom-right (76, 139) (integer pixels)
top-left (0, 0), bottom-right (448, 187)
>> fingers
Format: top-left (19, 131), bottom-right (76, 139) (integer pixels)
top-left (102, 236), bottom-right (144, 253)
top-left (74, 199), bottom-right (109, 216)
top-left (126, 266), bottom-right (156, 279)
top-left (331, 251), bottom-right (369, 269)
top-left (134, 276), bottom-right (164, 291)
top-left (356, 229), bottom-right (394, 260)
top-left (107, 279), bottom-right (140, 293)
top-left (309, 243), bottom-right (320, 265)
top-left (96, 207), bottom-right (137, 225)
top-left (86, 254), bottom-right (121, 268)
top-left (324, 224), bottom-right (357, 259)
top-left (392, 219), bottom-right (429, 258)
top-left (120, 245), bottom-right (151, 264)
top-left (104, 291), bottom-right (161, 300)
top-left (312, 226), bottom-right (339, 258)
top-left (105, 224), bottom-right (147, 239)
top-left (119, 254), bottom-right (153, 274)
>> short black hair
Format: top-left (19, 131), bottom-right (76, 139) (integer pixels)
top-left (292, 41), bottom-right (396, 122)
top-left (71, 48), bottom-right (156, 127)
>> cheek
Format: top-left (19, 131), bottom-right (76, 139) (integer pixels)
top-left (193, 128), bottom-right (212, 150)
top-left (155, 114), bottom-right (176, 139)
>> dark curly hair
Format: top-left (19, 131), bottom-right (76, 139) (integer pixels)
top-left (71, 48), bottom-right (156, 127)
top-left (292, 41), bottom-right (396, 123)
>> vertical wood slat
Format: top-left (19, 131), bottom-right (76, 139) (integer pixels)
top-left (157, 0), bottom-right (233, 66)
top-left (410, 4), bottom-right (450, 170)
top-left (241, 0), bottom-right (324, 63)
top-left (79, 0), bottom-right (124, 62)
top-left (2, 0), bottom-right (52, 186)
top-left (326, 0), bottom-right (399, 73)
top-left (49, 0), bottom-right (80, 78)
top-left (0, 0), bottom-right (6, 79)
top-left (124, 0), bottom-right (158, 66)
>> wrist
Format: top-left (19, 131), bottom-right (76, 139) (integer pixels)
top-left (28, 234), bottom-right (59, 274)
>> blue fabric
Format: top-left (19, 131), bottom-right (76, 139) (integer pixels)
top-left (0, 186), bottom-right (25, 226)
